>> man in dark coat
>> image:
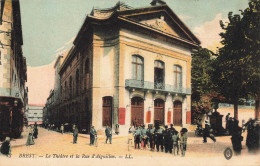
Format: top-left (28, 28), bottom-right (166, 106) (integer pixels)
top-left (231, 122), bottom-right (243, 155)
top-left (169, 124), bottom-right (175, 152)
top-left (163, 126), bottom-right (172, 153)
top-left (33, 125), bottom-right (38, 139)
top-left (154, 126), bottom-right (164, 152)
top-left (105, 126), bottom-right (112, 144)
top-left (90, 126), bottom-right (97, 145)
top-left (203, 121), bottom-right (216, 143)
top-left (246, 118), bottom-right (255, 152)
top-left (225, 113), bottom-right (230, 130)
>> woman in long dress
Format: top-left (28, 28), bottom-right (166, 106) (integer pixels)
top-left (26, 126), bottom-right (35, 146)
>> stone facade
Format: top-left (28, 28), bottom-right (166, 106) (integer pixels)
top-left (0, 0), bottom-right (27, 138)
top-left (45, 2), bottom-right (200, 134)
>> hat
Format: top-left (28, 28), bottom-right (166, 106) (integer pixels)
top-left (5, 137), bottom-right (10, 142)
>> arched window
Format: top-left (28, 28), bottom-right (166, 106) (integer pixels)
top-left (132, 55), bottom-right (144, 81)
top-left (154, 60), bottom-right (165, 89)
top-left (174, 65), bottom-right (182, 89)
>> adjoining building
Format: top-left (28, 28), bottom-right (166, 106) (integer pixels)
top-left (27, 104), bottom-right (44, 126)
top-left (45, 1), bottom-right (200, 134)
top-left (0, 0), bottom-right (27, 139)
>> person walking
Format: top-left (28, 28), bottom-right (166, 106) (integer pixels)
top-left (73, 127), bottom-right (79, 144)
top-left (180, 128), bottom-right (188, 157)
top-left (60, 124), bottom-right (64, 134)
top-left (1, 137), bottom-right (11, 156)
top-left (105, 126), bottom-right (112, 144)
top-left (203, 121), bottom-right (216, 143)
top-left (33, 125), bottom-right (38, 139)
top-left (90, 126), bottom-right (97, 145)
top-left (26, 126), bottom-right (35, 146)
top-left (225, 113), bottom-right (230, 130)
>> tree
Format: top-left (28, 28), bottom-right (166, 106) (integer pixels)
top-left (213, 0), bottom-right (260, 120)
top-left (240, 0), bottom-right (260, 119)
top-left (191, 47), bottom-right (216, 123)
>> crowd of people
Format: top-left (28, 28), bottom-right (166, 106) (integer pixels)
top-left (128, 124), bottom-right (188, 157)
top-left (225, 113), bottom-right (260, 155)
top-left (1, 117), bottom-right (259, 157)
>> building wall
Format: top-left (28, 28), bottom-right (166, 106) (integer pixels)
top-left (89, 25), bottom-right (192, 132)
top-left (28, 105), bottom-right (44, 125)
top-left (0, 0), bottom-right (27, 104)
top-left (92, 25), bottom-right (119, 129)
top-left (118, 28), bottom-right (191, 132)
top-left (46, 4), bottom-right (196, 134)
top-left (0, 0), bottom-right (13, 96)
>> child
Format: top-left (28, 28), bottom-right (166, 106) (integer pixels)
top-left (1, 137), bottom-right (11, 156)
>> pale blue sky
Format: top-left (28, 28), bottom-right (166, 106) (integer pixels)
top-left (20, 0), bottom-right (249, 67)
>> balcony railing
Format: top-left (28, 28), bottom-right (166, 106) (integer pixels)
top-left (125, 79), bottom-right (191, 94)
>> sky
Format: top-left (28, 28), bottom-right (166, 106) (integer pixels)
top-left (20, 0), bottom-right (249, 104)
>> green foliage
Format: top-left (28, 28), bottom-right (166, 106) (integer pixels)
top-left (240, 0), bottom-right (260, 99)
top-left (213, 0), bottom-right (260, 117)
top-left (191, 47), bottom-right (216, 114)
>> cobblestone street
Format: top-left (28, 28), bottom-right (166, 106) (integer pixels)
top-left (1, 127), bottom-right (259, 166)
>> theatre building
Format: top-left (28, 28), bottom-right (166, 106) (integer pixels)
top-left (58, 1), bottom-right (200, 134)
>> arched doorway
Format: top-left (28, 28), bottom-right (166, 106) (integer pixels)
top-left (154, 99), bottom-right (165, 126)
top-left (102, 96), bottom-right (113, 127)
top-left (173, 100), bottom-right (182, 126)
top-left (131, 97), bottom-right (144, 126)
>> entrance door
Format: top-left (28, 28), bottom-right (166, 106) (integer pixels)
top-left (102, 97), bottom-right (112, 127)
top-left (173, 101), bottom-right (182, 126)
top-left (154, 99), bottom-right (165, 126)
top-left (131, 97), bottom-right (144, 126)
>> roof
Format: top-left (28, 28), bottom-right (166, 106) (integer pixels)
top-left (74, 2), bottom-right (200, 47)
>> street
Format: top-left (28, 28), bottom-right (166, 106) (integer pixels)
top-left (0, 127), bottom-right (259, 166)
